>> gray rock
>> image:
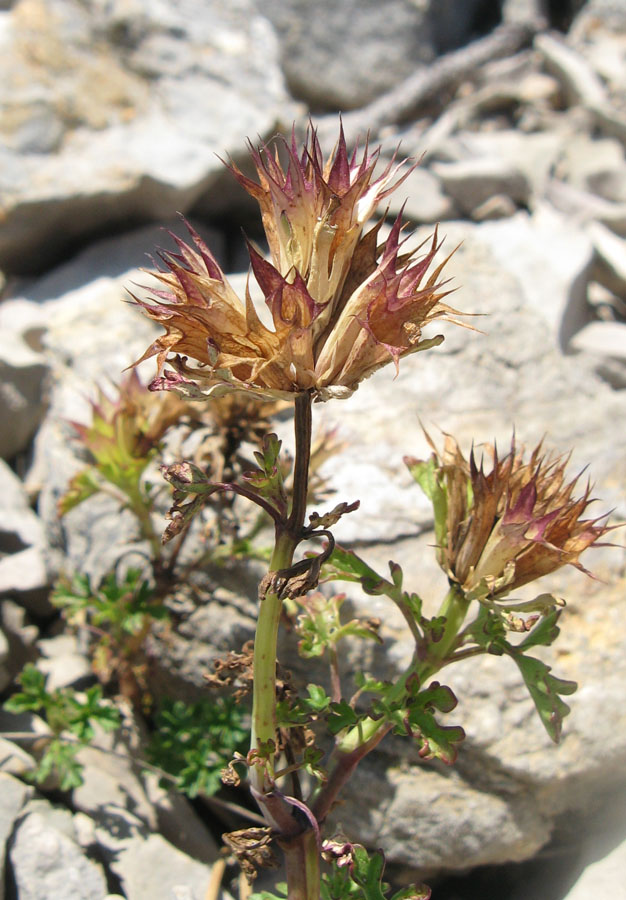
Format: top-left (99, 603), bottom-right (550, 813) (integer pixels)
top-left (0, 331), bottom-right (49, 460)
top-left (556, 134), bottom-right (625, 197)
top-left (86, 803), bottom-right (219, 900)
top-left (535, 32), bottom-right (626, 143)
top-left (0, 737), bottom-right (37, 779)
top-left (431, 157), bottom-right (530, 217)
top-left (257, 0), bottom-right (436, 110)
top-left (0, 545), bottom-right (52, 616)
top-left (0, 629), bottom-right (11, 694)
top-left (10, 804), bottom-right (109, 900)
top-left (0, 0), bottom-right (291, 274)
top-left (547, 179), bottom-right (626, 237)
top-left (570, 321), bottom-right (626, 388)
top-left (378, 164), bottom-right (456, 224)
top-left (588, 221), bottom-right (626, 300)
top-left (37, 633), bottom-right (92, 691)
top-left (440, 130), bottom-right (565, 200)
top-left (0, 456), bottom-right (51, 614)
top-left (476, 205), bottom-right (594, 347)
top-left (501, 0), bottom-right (546, 24)
top-left (0, 773), bottom-right (33, 900)
top-left (535, 32), bottom-right (608, 109)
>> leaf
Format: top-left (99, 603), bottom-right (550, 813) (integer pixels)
top-left (404, 455), bottom-right (447, 551)
top-left (327, 700), bottom-right (359, 735)
top-left (518, 608), bottom-right (563, 651)
top-left (374, 682), bottom-right (465, 765)
top-left (243, 432), bottom-right (288, 515)
top-left (510, 654), bottom-right (577, 743)
top-left (58, 468), bottom-right (101, 516)
top-left (324, 546), bottom-right (388, 594)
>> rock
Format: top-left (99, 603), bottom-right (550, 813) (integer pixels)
top-left (475, 205), bottom-right (594, 347)
top-left (86, 804), bottom-right (218, 900)
top-left (73, 707), bottom-right (221, 868)
top-left (0, 629), bottom-right (10, 693)
top-left (556, 134), bottom-right (625, 197)
top-left (547, 179), bottom-right (626, 237)
top-left (0, 773), bottom-right (33, 900)
top-left (535, 32), bottom-right (608, 109)
top-left (472, 193), bottom-right (518, 220)
top-left (0, 737), bottom-right (37, 779)
top-left (431, 157), bottom-right (530, 217)
top-left (259, 0), bottom-right (437, 111)
top-left (571, 0), bottom-right (626, 33)
top-left (535, 32), bottom-right (626, 143)
top-left (0, 600), bottom-right (38, 690)
top-left (378, 165), bottom-right (457, 224)
top-left (440, 130), bottom-right (564, 200)
top-left (37, 633), bottom-right (92, 692)
top-left (588, 221), bottom-right (626, 300)
top-left (570, 321), bottom-right (626, 388)
top-left (10, 802), bottom-right (109, 900)
top-left (0, 546), bottom-right (52, 617)
top-left (0, 460), bottom-right (51, 613)
top-left (0, 0), bottom-right (291, 274)
top-left (562, 838), bottom-right (626, 900)
top-left (0, 330), bottom-right (49, 460)
top-left (501, 0), bottom-right (546, 25)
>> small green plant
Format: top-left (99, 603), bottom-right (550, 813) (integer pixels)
top-left (146, 696), bottom-right (250, 797)
top-left (51, 568), bottom-right (168, 699)
top-left (3, 664), bottom-right (120, 790)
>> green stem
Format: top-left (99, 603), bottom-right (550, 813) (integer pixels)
top-left (313, 585), bottom-right (472, 815)
top-left (250, 529), bottom-right (297, 796)
top-left (250, 393), bottom-right (312, 797)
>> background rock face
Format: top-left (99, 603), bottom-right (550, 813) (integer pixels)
top-left (1, 1), bottom-right (625, 898)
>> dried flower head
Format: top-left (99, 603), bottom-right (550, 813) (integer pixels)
top-left (133, 125), bottom-right (462, 402)
top-left (406, 433), bottom-right (611, 598)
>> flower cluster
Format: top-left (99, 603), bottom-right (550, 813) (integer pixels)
top-left (406, 434), bottom-right (611, 598)
top-left (59, 370), bottom-right (188, 515)
top-left (134, 126), bottom-right (460, 401)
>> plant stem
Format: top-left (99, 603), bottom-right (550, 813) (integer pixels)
top-left (250, 393), bottom-right (312, 796)
top-left (312, 585), bottom-right (472, 819)
top-left (248, 392), bottom-right (320, 897)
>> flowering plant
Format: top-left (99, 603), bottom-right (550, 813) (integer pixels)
top-left (129, 125), bottom-right (612, 899)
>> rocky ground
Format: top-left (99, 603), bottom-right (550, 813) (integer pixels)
top-left (1, 1), bottom-right (626, 898)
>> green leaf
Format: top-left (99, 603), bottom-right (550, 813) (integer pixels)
top-left (373, 682), bottom-right (465, 765)
top-left (510, 654), bottom-right (577, 743)
top-left (327, 700), bottom-right (359, 735)
top-left (58, 468), bottom-right (102, 516)
top-left (243, 433), bottom-right (288, 515)
top-left (304, 684), bottom-right (332, 714)
top-left (324, 546), bottom-right (388, 594)
top-left (518, 608), bottom-right (562, 651)
top-left (405, 455), bottom-right (447, 552)
top-left (146, 696), bottom-right (250, 797)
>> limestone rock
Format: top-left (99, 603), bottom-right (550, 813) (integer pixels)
top-left (588, 221), bottom-right (626, 300)
top-left (0, 773), bottom-right (33, 900)
top-left (10, 803), bottom-right (109, 900)
top-left (378, 164), bottom-right (457, 224)
top-left (0, 331), bottom-right (49, 460)
top-left (0, 461), bottom-right (51, 614)
top-left (0, 0), bottom-right (291, 274)
top-left (431, 157), bottom-right (531, 217)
